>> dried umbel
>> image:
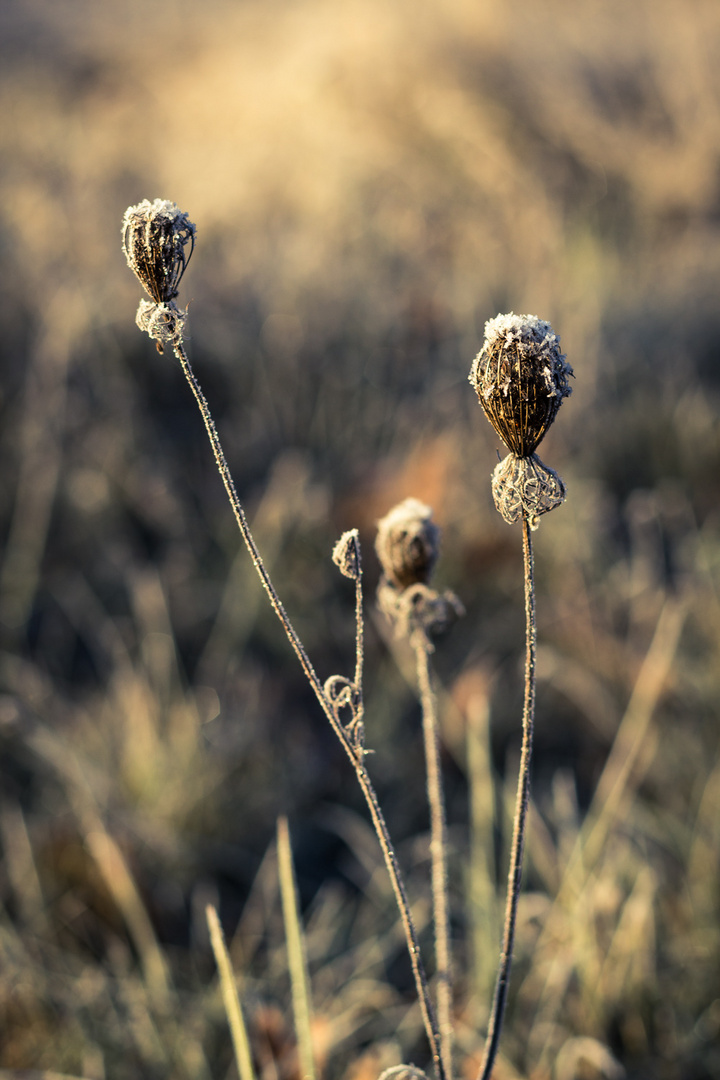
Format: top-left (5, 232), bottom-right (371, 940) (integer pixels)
top-left (470, 312), bottom-right (572, 457)
top-left (470, 312), bottom-right (573, 528)
top-left (376, 499), bottom-right (463, 643)
top-left (491, 452), bottom-right (566, 529)
top-left (332, 529), bottom-right (361, 580)
top-left (377, 579), bottom-right (464, 643)
top-left (122, 198), bottom-right (196, 351)
top-left (375, 498), bottom-right (441, 589)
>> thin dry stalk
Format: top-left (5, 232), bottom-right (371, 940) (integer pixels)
top-left (171, 340), bottom-right (445, 1080)
top-left (477, 517), bottom-right (536, 1080)
top-left (414, 638), bottom-right (453, 1080)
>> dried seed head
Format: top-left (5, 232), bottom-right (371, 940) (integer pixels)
top-left (470, 312), bottom-right (573, 457)
top-left (377, 579), bottom-right (464, 645)
top-left (122, 198), bottom-right (196, 304)
top-left (135, 298), bottom-right (188, 350)
top-left (332, 529), bottom-right (361, 580)
top-left (375, 498), bottom-right (440, 589)
top-left (378, 1067), bottom-right (430, 1080)
top-left (492, 452), bottom-right (566, 530)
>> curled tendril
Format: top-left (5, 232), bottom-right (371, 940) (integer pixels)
top-left (323, 675), bottom-right (365, 756)
top-left (491, 452), bottom-right (566, 530)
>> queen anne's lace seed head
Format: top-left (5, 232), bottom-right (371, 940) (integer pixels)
top-left (377, 579), bottom-right (464, 644)
top-left (135, 299), bottom-right (188, 350)
top-left (491, 452), bottom-right (566, 530)
top-left (122, 199), bottom-right (196, 304)
top-left (469, 312), bottom-right (573, 457)
top-left (375, 499), bottom-right (463, 643)
top-left (375, 498), bottom-right (440, 589)
top-left (332, 529), bottom-right (362, 580)
top-left (122, 199), bottom-right (196, 352)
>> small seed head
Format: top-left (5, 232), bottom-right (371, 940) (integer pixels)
top-left (122, 198), bottom-right (196, 304)
top-left (375, 498), bottom-right (440, 589)
top-left (470, 312), bottom-right (572, 456)
top-left (377, 579), bottom-right (464, 644)
top-left (492, 452), bottom-right (566, 530)
top-left (332, 529), bottom-right (362, 580)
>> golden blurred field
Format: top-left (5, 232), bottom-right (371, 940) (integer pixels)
top-left (1, 0), bottom-right (720, 1077)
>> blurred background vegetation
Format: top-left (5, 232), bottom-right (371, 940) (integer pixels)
top-left (0, 0), bottom-right (719, 1077)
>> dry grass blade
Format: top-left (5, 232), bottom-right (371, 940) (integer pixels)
top-left (206, 904), bottom-right (258, 1080)
top-left (277, 816), bottom-right (317, 1080)
top-left (30, 728), bottom-right (172, 1006)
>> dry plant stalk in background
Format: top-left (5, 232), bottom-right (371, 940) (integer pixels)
top-left (122, 199), bottom-right (445, 1080)
top-left (123, 202), bottom-right (573, 1080)
top-left (375, 498), bottom-right (464, 1080)
top-left (469, 313), bottom-right (573, 1079)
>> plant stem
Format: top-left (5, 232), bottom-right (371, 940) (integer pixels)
top-left (172, 342), bottom-right (445, 1080)
top-left (354, 570), bottom-right (365, 698)
top-left (414, 636), bottom-right (453, 1080)
top-left (477, 516), bottom-right (536, 1080)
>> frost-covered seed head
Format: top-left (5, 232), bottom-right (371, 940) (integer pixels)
top-left (375, 498), bottom-right (440, 589)
top-left (491, 452), bottom-right (566, 529)
top-left (469, 312), bottom-right (573, 456)
top-left (135, 299), bottom-right (188, 350)
top-left (122, 199), bottom-right (196, 304)
top-left (376, 579), bottom-right (464, 643)
top-left (332, 529), bottom-right (362, 580)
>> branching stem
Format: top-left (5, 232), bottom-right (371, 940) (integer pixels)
top-left (477, 516), bottom-right (536, 1080)
top-left (172, 342), bottom-right (445, 1080)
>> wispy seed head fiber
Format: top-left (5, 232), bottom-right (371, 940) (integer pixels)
top-left (470, 312), bottom-right (573, 457)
